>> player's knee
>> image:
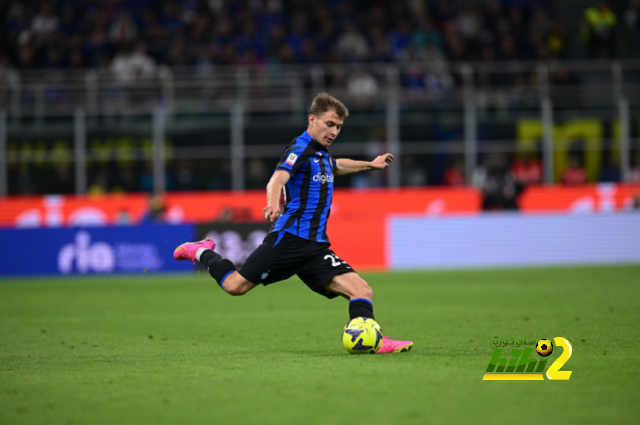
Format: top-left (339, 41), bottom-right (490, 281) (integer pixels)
top-left (226, 287), bottom-right (246, 296)
top-left (222, 275), bottom-right (253, 296)
top-left (221, 276), bottom-right (242, 296)
top-left (223, 282), bottom-right (247, 296)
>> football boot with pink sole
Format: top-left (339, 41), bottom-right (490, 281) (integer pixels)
top-left (377, 336), bottom-right (413, 354)
top-left (173, 238), bottom-right (215, 264)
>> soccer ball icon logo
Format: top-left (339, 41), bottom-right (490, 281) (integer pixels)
top-left (342, 317), bottom-right (383, 354)
top-left (536, 339), bottom-right (554, 357)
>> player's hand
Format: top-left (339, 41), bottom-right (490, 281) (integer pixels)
top-left (369, 153), bottom-right (394, 170)
top-left (263, 204), bottom-right (282, 222)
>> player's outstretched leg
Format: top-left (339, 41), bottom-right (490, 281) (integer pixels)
top-left (326, 272), bottom-right (413, 354)
top-left (173, 238), bottom-right (256, 296)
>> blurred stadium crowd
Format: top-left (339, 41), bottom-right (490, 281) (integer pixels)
top-left (3, 0), bottom-right (640, 204)
top-left (2, 0), bottom-right (639, 70)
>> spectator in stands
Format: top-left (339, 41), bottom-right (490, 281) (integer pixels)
top-left (561, 154), bottom-right (588, 185)
top-left (266, 24), bottom-right (287, 62)
top-left (401, 155), bottom-right (428, 187)
top-left (175, 160), bottom-right (198, 191)
top-left (31, 2), bottom-right (59, 41)
top-left (84, 27), bottom-right (111, 67)
top-left (387, 20), bottom-right (413, 61)
top-left (167, 33), bottom-right (188, 66)
top-left (531, 7), bottom-right (553, 38)
top-left (412, 16), bottom-right (443, 55)
top-left (425, 64), bottom-right (454, 101)
top-left (336, 25), bottom-right (369, 62)
top-left (205, 160), bottom-right (231, 191)
top-left (49, 164), bottom-right (74, 194)
top-left (0, 1), bottom-right (629, 71)
top-left (551, 65), bottom-right (579, 86)
top-left (582, 1), bottom-right (617, 58)
top-left (115, 208), bottom-right (133, 225)
top-left (0, 55), bottom-right (14, 101)
top-left (42, 48), bottom-right (61, 68)
top-left (600, 152), bottom-right (621, 182)
top-left (88, 172), bottom-right (109, 196)
top-left (140, 195), bottom-right (166, 224)
top-left (110, 42), bottom-right (156, 85)
top-left (629, 151), bottom-right (640, 183)
top-left (246, 158), bottom-right (269, 190)
top-left (623, 0), bottom-right (640, 51)
top-left (547, 21), bottom-right (568, 58)
top-left (512, 153), bottom-right (543, 187)
top-left (113, 167), bottom-right (138, 193)
top-left (457, 7), bottom-right (482, 41)
top-left (473, 153), bottom-right (518, 211)
top-left (330, 69), bottom-right (348, 94)
top-left (314, 20), bottom-right (338, 61)
top-left (12, 163), bottom-right (37, 195)
top-left (402, 65), bottom-right (426, 97)
top-left (368, 31), bottom-right (392, 63)
top-left (443, 158), bottom-right (466, 186)
top-left (108, 11), bottom-right (138, 44)
top-left (5, 3), bottom-right (30, 46)
top-left (347, 70), bottom-right (379, 99)
top-left (16, 44), bottom-right (36, 69)
top-left (298, 39), bottom-right (319, 64)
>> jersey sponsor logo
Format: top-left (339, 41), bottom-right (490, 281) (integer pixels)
top-left (313, 173), bottom-right (334, 184)
top-left (285, 153), bottom-right (298, 166)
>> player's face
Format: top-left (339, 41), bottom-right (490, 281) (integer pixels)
top-left (308, 110), bottom-right (344, 148)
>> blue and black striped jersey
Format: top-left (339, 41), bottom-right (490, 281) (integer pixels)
top-left (271, 131), bottom-right (337, 244)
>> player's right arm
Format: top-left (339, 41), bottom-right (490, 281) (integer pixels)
top-left (264, 170), bottom-right (290, 222)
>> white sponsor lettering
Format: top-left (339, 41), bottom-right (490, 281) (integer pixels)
top-left (58, 232), bottom-right (116, 274)
top-left (312, 173), bottom-right (334, 184)
top-left (57, 231), bottom-right (163, 274)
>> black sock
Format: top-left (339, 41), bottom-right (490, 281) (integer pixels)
top-left (349, 299), bottom-right (374, 320)
top-left (200, 250), bottom-right (236, 287)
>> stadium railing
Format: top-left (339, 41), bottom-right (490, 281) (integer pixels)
top-left (1, 60), bottom-right (639, 196)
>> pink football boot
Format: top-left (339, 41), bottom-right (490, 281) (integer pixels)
top-left (173, 238), bottom-right (215, 264)
top-left (377, 336), bottom-right (413, 354)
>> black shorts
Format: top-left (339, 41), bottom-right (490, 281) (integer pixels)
top-left (238, 232), bottom-right (355, 299)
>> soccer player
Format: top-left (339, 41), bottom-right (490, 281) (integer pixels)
top-left (174, 93), bottom-right (413, 353)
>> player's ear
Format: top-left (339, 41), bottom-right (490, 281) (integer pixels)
top-left (308, 114), bottom-right (315, 126)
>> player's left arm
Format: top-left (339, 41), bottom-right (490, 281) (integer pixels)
top-left (333, 153), bottom-right (394, 176)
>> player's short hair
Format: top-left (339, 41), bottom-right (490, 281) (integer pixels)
top-left (309, 92), bottom-right (349, 120)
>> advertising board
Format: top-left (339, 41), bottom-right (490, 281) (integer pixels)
top-left (389, 213), bottom-right (640, 270)
top-left (0, 225), bottom-right (195, 276)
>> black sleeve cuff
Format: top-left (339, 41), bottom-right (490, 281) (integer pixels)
top-left (275, 167), bottom-right (293, 176)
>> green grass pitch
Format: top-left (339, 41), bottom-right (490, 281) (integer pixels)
top-left (1, 265), bottom-right (639, 425)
